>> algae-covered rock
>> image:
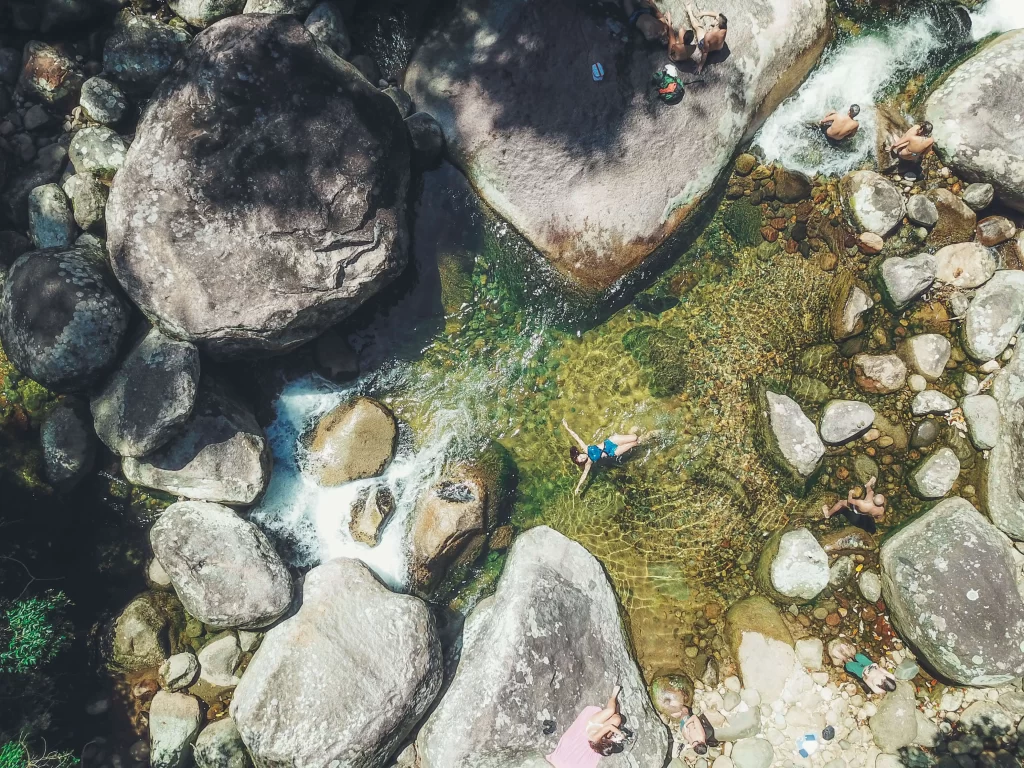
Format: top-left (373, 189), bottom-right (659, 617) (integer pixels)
top-left (622, 325), bottom-right (689, 398)
top-left (788, 375), bottom-right (832, 408)
top-left (724, 200), bottom-right (764, 249)
top-left (829, 271), bottom-right (873, 342)
top-left (754, 388), bottom-right (824, 493)
top-left (650, 674), bottom-right (694, 720)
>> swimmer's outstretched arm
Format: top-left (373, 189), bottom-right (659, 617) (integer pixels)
top-left (561, 419), bottom-right (589, 451)
top-left (574, 461), bottom-right (592, 496)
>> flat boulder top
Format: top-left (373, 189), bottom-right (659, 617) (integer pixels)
top-left (406, 0), bottom-right (829, 292)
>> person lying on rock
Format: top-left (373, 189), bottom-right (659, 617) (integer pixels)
top-left (845, 652), bottom-right (897, 694)
top-left (822, 476), bottom-right (885, 533)
top-left (563, 419), bottom-right (652, 496)
top-left (887, 122), bottom-right (934, 163)
top-left (819, 105), bottom-right (861, 142)
top-left (546, 685), bottom-right (631, 766)
top-left (685, 4), bottom-right (727, 74)
top-left (623, 0), bottom-right (671, 46)
top-left (679, 708), bottom-right (719, 755)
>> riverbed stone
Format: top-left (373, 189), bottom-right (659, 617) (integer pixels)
top-left (978, 216), bottom-right (1016, 247)
top-left (159, 652), bottom-right (199, 692)
top-left (112, 593), bottom-right (177, 673)
top-left (858, 570), bottom-right (881, 603)
top-left (934, 242), bottom-right (996, 289)
top-left (79, 76), bottom-right (129, 125)
top-left (151, 501), bottom-right (292, 629)
top-left (348, 484), bottom-right (395, 546)
top-left (91, 328), bottom-right (200, 458)
top-left (150, 691), bottom-right (202, 768)
top-left (925, 30), bottom-right (1024, 213)
top-left (819, 400), bottom-right (874, 445)
top-left (880, 497), bottom-right (1024, 685)
top-left (405, 0), bottom-right (830, 293)
top-left (926, 188), bottom-right (978, 248)
top-left (757, 390), bottom-right (825, 488)
top-left (962, 394), bottom-right (1000, 451)
top-left (853, 353), bottom-right (907, 395)
top-left (306, 396), bottom-right (398, 486)
top-left (869, 683), bottom-right (918, 753)
top-left (879, 254), bottom-right (935, 310)
top-left (756, 528), bottom-right (829, 603)
top-left (911, 389), bottom-right (957, 416)
top-left (194, 718), bottom-right (251, 768)
top-left (231, 558), bottom-right (443, 768)
top-left (17, 41), bottom-right (83, 107)
top-left (725, 597), bottom-right (795, 704)
top-left (0, 246), bottom-right (129, 392)
top-left (62, 173), bottom-right (108, 231)
top-left (170, 0), bottom-right (245, 27)
top-left (906, 195), bottom-right (938, 228)
top-left (197, 633), bottom-right (241, 689)
top-left (106, 15), bottom-right (409, 357)
top-left (964, 270), bottom-right (1024, 362)
top-left (963, 183), bottom-right (995, 212)
top-left (909, 446), bottom-right (960, 499)
top-left (124, 381), bottom-right (270, 504)
top-left (841, 171), bottom-right (906, 237)
top-left (795, 638), bottom-right (824, 671)
top-left (986, 347), bottom-right (1024, 538)
top-left (829, 271), bottom-right (873, 341)
top-left (415, 526), bottom-right (669, 766)
top-left (103, 12), bottom-right (192, 95)
top-left (28, 183), bottom-right (75, 249)
top-left (732, 738), bottom-right (773, 768)
top-left (0, 144), bottom-right (67, 227)
top-left (304, 1), bottom-right (350, 58)
top-left (900, 333), bottom-right (951, 381)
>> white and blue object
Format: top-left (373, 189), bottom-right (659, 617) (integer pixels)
top-left (796, 733), bottom-right (819, 758)
top-left (592, 62), bottom-right (605, 81)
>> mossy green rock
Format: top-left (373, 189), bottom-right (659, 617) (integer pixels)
top-left (723, 200), bottom-right (763, 249)
top-left (798, 344), bottom-right (840, 379)
top-left (622, 326), bottom-right (689, 398)
top-left (789, 374), bottom-right (832, 407)
top-left (650, 674), bottom-right (694, 720)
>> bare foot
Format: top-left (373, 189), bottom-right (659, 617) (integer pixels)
top-left (822, 504), bottom-right (832, 519)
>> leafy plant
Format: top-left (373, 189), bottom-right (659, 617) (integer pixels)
top-left (0, 594), bottom-right (73, 675)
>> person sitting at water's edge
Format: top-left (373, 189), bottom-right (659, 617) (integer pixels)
top-left (819, 104), bottom-right (861, 142)
top-left (823, 475), bottom-right (885, 533)
top-left (844, 652), bottom-right (897, 695)
top-left (678, 707), bottom-right (718, 755)
top-left (562, 419), bottom-right (652, 496)
top-left (546, 685), bottom-right (632, 766)
top-left (685, 4), bottom-right (727, 74)
top-left (887, 122), bottom-right (934, 163)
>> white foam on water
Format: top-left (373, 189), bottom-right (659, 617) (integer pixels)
top-left (971, 0), bottom-right (1024, 40)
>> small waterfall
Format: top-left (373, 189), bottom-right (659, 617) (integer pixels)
top-left (970, 0), bottom-right (1024, 40)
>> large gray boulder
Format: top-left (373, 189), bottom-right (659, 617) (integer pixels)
top-left (925, 30), bottom-right (1024, 212)
top-left (756, 390), bottom-right (825, 489)
top-left (984, 347), bottom-right (1024, 539)
top-left (194, 718), bottom-right (252, 768)
top-left (416, 526), bottom-right (670, 768)
top-left (123, 380), bottom-right (270, 505)
top-left (106, 15), bottom-right (410, 357)
top-left (0, 246), bottom-right (130, 392)
top-left (879, 497), bottom-right (1024, 686)
top-left (964, 270), bottom-right (1024, 362)
top-left (151, 501), bottom-right (293, 629)
top-left (91, 328), bottom-right (200, 458)
top-left (231, 558), bottom-right (442, 768)
top-left (405, 0), bottom-right (829, 293)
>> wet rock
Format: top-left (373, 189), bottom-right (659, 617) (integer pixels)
top-left (407, 111), bottom-right (445, 169)
top-left (62, 173), bottom-right (108, 231)
top-left (651, 674), bottom-right (694, 720)
top-left (103, 12), bottom-right (192, 95)
top-left (962, 394), bottom-right (1000, 451)
top-left (107, 15), bottom-right (409, 357)
top-left (788, 375), bottom-right (832, 408)
top-left (857, 232), bottom-right (884, 255)
top-left (964, 270), bottom-right (1024, 362)
top-left (79, 76), bottom-right (129, 125)
top-left (405, 0), bottom-right (829, 293)
top-left (853, 353), bottom-right (907, 395)
top-left (384, 86), bottom-right (415, 119)
top-left (232, 558), bottom-right (443, 768)
top-left (0, 231), bottom-right (31, 270)
top-left (150, 691), bottom-right (202, 768)
top-left (169, 0), bottom-right (245, 28)
top-left (735, 154), bottom-right (757, 176)
top-left (911, 389), bottom-right (957, 416)
top-left (829, 271), bottom-right (873, 341)
top-left (0, 246), bottom-right (129, 393)
top-left (28, 183), bottom-right (75, 249)
top-left (841, 170), bottom-right (905, 237)
top-left (194, 718), bottom-right (252, 768)
top-left (305, 396), bottom-right (398, 486)
top-left (304, 2), bottom-right (350, 58)
top-left (17, 41), bottom-right (84, 107)
top-left (926, 187), bottom-right (978, 248)
top-left (197, 633), bottom-right (241, 689)
top-left (852, 454), bottom-right (879, 485)
top-left (415, 526), bottom-right (669, 766)
top-left (313, 329), bottom-right (359, 381)
top-left (151, 501), bottom-right (292, 629)
top-left (925, 30), bottom-right (1024, 213)
top-left (756, 528), bottom-right (829, 604)
top-left (41, 401), bottom-right (96, 491)
top-left (23, 105), bottom-right (50, 132)
top-left (112, 593), bottom-right (176, 672)
top-left (869, 683), bottom-right (918, 753)
top-left (879, 254), bottom-right (935, 310)
top-left (985, 347), bottom-right (1024, 538)
top-left (724, 596), bottom-right (794, 703)
top-left (963, 183), bottom-right (995, 211)
top-left (819, 399), bottom-right (874, 445)
top-left (69, 126), bottom-right (127, 180)
top-left (774, 167), bottom-right (811, 204)
top-left (731, 737), bottom-right (773, 768)
top-left (243, 0), bottom-right (317, 12)
top-left (900, 333), bottom-right (951, 381)
top-left (159, 652), bottom-right (199, 692)
top-left (756, 390), bottom-right (824, 489)
top-left (828, 555), bottom-right (854, 588)
top-left (0, 143), bottom-right (67, 226)
top-left (880, 497), bottom-right (1024, 685)
top-left (907, 194), bottom-right (938, 228)
top-left (346, 484), bottom-right (394, 546)
top-left (977, 216), bottom-right (1016, 247)
top-left (858, 570), bottom-right (881, 603)
top-left (934, 242), bottom-right (996, 289)
top-left (909, 446), bottom-right (960, 499)
top-left (91, 328), bottom-right (200, 458)
top-left (124, 381), bottom-right (270, 504)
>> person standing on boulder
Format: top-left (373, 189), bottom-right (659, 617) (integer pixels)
top-left (819, 105), bottom-right (861, 142)
top-left (684, 4), bottom-right (727, 74)
top-left (888, 122), bottom-right (935, 163)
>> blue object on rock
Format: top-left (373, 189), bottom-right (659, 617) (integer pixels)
top-left (796, 733), bottom-right (819, 758)
top-left (592, 62), bottom-right (605, 81)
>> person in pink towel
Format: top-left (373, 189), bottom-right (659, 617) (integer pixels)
top-left (546, 685), bottom-right (629, 767)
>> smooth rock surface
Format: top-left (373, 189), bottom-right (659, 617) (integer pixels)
top-left (906, 194), bottom-right (938, 228)
top-left (925, 30), bottom-right (1024, 212)
top-left (819, 400), bottom-right (874, 445)
top-left (911, 389), bottom-right (957, 416)
top-left (91, 328), bottom-right (200, 458)
top-left (934, 242), bottom-right (996, 289)
top-left (725, 597), bottom-right (795, 704)
top-left (977, 216), bottom-right (1016, 247)
top-left (963, 183), bottom-right (995, 211)
top-left (151, 501), bottom-right (292, 629)
top-left (962, 394), bottom-right (1000, 451)
top-left (757, 528), bottom-right (829, 603)
top-left (868, 683), bottom-right (918, 753)
top-left (197, 633), bottom-right (241, 688)
top-left (28, 183), bottom-right (75, 249)
top-left (909, 446), bottom-right (960, 499)
top-left (106, 15), bottom-right (410, 357)
top-left (880, 254), bottom-right (935, 309)
top-left (880, 497), bottom-right (1024, 685)
top-left (416, 526), bottom-right (670, 767)
top-left (305, 1), bottom-right (350, 58)
top-left (231, 558), bottom-right (443, 768)
top-left (759, 390), bottom-right (825, 484)
top-left (406, 0), bottom-right (830, 292)
top-left (159, 652), bottom-right (199, 692)
top-left (841, 171), bottom-right (906, 237)
top-left (901, 333), bottom-right (951, 381)
top-left (964, 270), bottom-right (1024, 362)
top-left (731, 738), bottom-right (773, 768)
top-left (858, 570), bottom-right (881, 603)
top-left (305, 396), bottom-right (398, 486)
top-left (853, 354), bottom-right (907, 395)
top-left (150, 691), bottom-right (202, 768)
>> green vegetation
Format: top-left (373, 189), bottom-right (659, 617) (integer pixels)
top-left (0, 594), bottom-right (73, 675)
top-left (621, 326), bottom-right (689, 398)
top-left (722, 200), bottom-right (763, 249)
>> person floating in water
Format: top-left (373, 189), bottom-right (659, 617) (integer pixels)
top-left (845, 652), bottom-right (897, 694)
top-left (887, 122), bottom-right (934, 163)
top-left (819, 105), bottom-right (861, 142)
top-left (823, 475), bottom-right (886, 533)
top-left (546, 685), bottom-right (630, 766)
top-left (685, 4), bottom-right (727, 74)
top-left (562, 419), bottom-right (649, 496)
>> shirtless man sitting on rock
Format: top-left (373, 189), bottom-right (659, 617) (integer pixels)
top-left (685, 4), bottom-right (727, 74)
top-left (623, 0), bottom-right (671, 46)
top-left (888, 122), bottom-right (935, 163)
top-left (819, 104), bottom-right (861, 142)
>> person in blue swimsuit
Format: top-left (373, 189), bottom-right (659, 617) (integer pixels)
top-left (562, 419), bottom-right (646, 496)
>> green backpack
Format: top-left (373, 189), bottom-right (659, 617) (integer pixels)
top-left (651, 69), bottom-right (684, 104)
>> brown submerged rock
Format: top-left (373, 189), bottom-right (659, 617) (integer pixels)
top-left (305, 396), bottom-right (398, 487)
